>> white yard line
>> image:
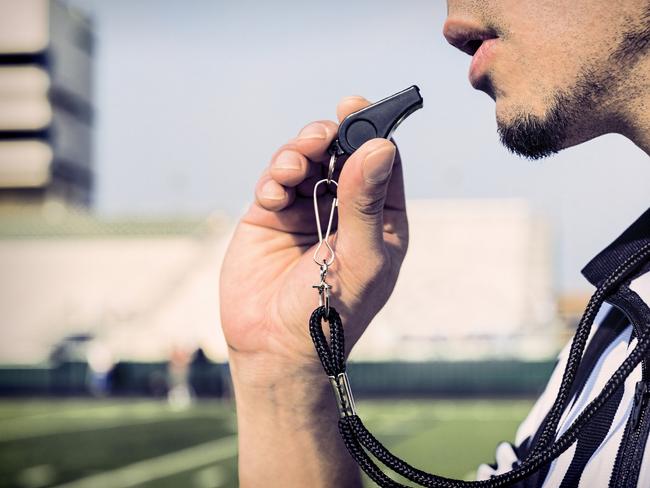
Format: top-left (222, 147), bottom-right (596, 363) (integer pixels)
top-left (0, 401), bottom-right (160, 423)
top-left (52, 435), bottom-right (238, 488)
top-left (0, 403), bottom-right (232, 442)
top-left (0, 412), bottom-right (192, 442)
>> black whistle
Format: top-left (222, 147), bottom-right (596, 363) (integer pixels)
top-left (331, 85), bottom-right (423, 157)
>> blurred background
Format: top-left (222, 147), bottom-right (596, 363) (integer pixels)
top-left (0, 1), bottom-right (648, 487)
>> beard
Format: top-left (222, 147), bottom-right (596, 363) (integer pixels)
top-left (496, 93), bottom-right (572, 160)
top-left (497, 70), bottom-right (614, 160)
top-left (497, 6), bottom-right (650, 160)
top-left (497, 69), bottom-right (615, 159)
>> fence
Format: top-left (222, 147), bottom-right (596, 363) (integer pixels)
top-left (0, 359), bottom-right (556, 398)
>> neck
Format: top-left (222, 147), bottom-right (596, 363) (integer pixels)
top-left (614, 58), bottom-right (650, 156)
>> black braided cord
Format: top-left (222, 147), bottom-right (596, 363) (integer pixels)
top-left (344, 332), bottom-right (650, 487)
top-left (528, 241), bottom-right (650, 459)
top-left (340, 419), bottom-right (408, 488)
top-left (309, 306), bottom-right (346, 376)
top-left (309, 243), bottom-right (650, 487)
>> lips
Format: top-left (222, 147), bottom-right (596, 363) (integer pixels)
top-left (443, 19), bottom-right (499, 89)
top-left (468, 38), bottom-right (497, 88)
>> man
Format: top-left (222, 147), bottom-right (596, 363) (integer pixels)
top-left (220, 1), bottom-right (650, 486)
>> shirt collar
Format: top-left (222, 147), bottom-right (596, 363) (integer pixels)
top-left (582, 207), bottom-right (650, 288)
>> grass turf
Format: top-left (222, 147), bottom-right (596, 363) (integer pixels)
top-left (0, 398), bottom-right (533, 488)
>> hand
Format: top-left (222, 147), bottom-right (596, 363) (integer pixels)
top-left (219, 96), bottom-right (409, 383)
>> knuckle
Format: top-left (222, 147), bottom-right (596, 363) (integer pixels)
top-left (368, 251), bottom-right (390, 278)
top-left (315, 119), bottom-right (338, 132)
top-left (272, 143), bottom-right (302, 161)
top-left (338, 250), bottom-right (390, 299)
top-left (277, 150), bottom-right (305, 169)
top-left (353, 192), bottom-right (386, 221)
top-left (402, 233), bottom-right (410, 255)
top-left (297, 120), bottom-right (334, 139)
top-left (254, 179), bottom-right (288, 211)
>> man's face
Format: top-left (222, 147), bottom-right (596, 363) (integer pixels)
top-left (444, 0), bottom-right (650, 159)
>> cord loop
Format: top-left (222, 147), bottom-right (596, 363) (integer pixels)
top-left (308, 243), bottom-right (650, 487)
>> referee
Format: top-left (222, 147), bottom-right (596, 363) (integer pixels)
top-left (219, 1), bottom-right (650, 486)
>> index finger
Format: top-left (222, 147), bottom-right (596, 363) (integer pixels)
top-left (336, 95), bottom-right (371, 122)
top-left (289, 120), bottom-right (338, 162)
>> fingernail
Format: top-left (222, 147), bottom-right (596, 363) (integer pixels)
top-left (261, 180), bottom-right (285, 200)
top-left (297, 123), bottom-right (326, 140)
top-left (362, 145), bottom-right (396, 184)
top-left (274, 151), bottom-right (301, 171)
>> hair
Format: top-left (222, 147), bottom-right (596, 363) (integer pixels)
top-left (612, 5), bottom-right (650, 64)
top-left (497, 76), bottom-right (603, 160)
top-left (497, 99), bottom-right (568, 160)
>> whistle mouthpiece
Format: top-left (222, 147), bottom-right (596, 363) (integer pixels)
top-left (334, 85), bottom-right (423, 156)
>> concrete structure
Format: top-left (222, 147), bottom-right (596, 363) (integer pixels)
top-left (0, 201), bottom-right (230, 364)
top-left (0, 199), bottom-right (561, 364)
top-left (353, 199), bottom-right (561, 360)
top-left (0, 0), bottom-right (94, 204)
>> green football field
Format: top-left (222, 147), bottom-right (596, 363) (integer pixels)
top-left (0, 398), bottom-right (534, 488)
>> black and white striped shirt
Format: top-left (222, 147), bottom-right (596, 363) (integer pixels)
top-left (477, 208), bottom-right (650, 487)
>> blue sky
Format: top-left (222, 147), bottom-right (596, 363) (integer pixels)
top-left (67, 0), bottom-right (650, 291)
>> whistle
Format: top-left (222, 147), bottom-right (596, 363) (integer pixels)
top-left (331, 85), bottom-right (423, 157)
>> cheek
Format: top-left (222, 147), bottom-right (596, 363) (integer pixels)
top-left (491, 48), bottom-right (561, 119)
top-left (492, 0), bottom-right (620, 113)
top-left (491, 23), bottom-right (586, 118)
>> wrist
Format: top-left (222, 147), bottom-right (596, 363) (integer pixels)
top-left (232, 366), bottom-right (337, 434)
top-left (228, 345), bottom-right (324, 383)
top-left (228, 349), bottom-right (331, 409)
top-left (230, 352), bottom-right (359, 487)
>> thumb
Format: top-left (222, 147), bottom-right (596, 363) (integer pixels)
top-left (336, 138), bottom-right (396, 256)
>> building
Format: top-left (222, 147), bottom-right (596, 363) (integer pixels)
top-left (0, 198), bottom-right (562, 365)
top-left (353, 199), bottom-right (562, 360)
top-left (0, 202), bottom-right (230, 364)
top-left (0, 0), bottom-right (94, 205)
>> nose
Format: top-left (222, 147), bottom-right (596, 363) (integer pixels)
top-left (441, 17), bottom-right (497, 56)
top-left (442, 18), bottom-right (462, 49)
top-left (442, 18), bottom-right (476, 55)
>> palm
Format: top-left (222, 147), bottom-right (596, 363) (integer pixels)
top-left (220, 97), bottom-right (408, 367)
top-left (221, 208), bottom-right (323, 360)
top-left (221, 199), bottom-right (405, 362)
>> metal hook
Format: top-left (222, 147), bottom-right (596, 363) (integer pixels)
top-left (312, 262), bottom-right (332, 317)
top-left (327, 152), bottom-right (337, 184)
top-left (318, 262), bottom-right (329, 282)
top-left (313, 179), bottom-right (338, 267)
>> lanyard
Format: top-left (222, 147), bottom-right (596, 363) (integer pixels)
top-left (306, 86), bottom-right (650, 486)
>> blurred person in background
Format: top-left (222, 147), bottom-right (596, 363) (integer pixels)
top-left (86, 340), bottom-right (114, 397)
top-left (167, 345), bottom-right (193, 409)
top-left (220, 1), bottom-right (650, 487)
